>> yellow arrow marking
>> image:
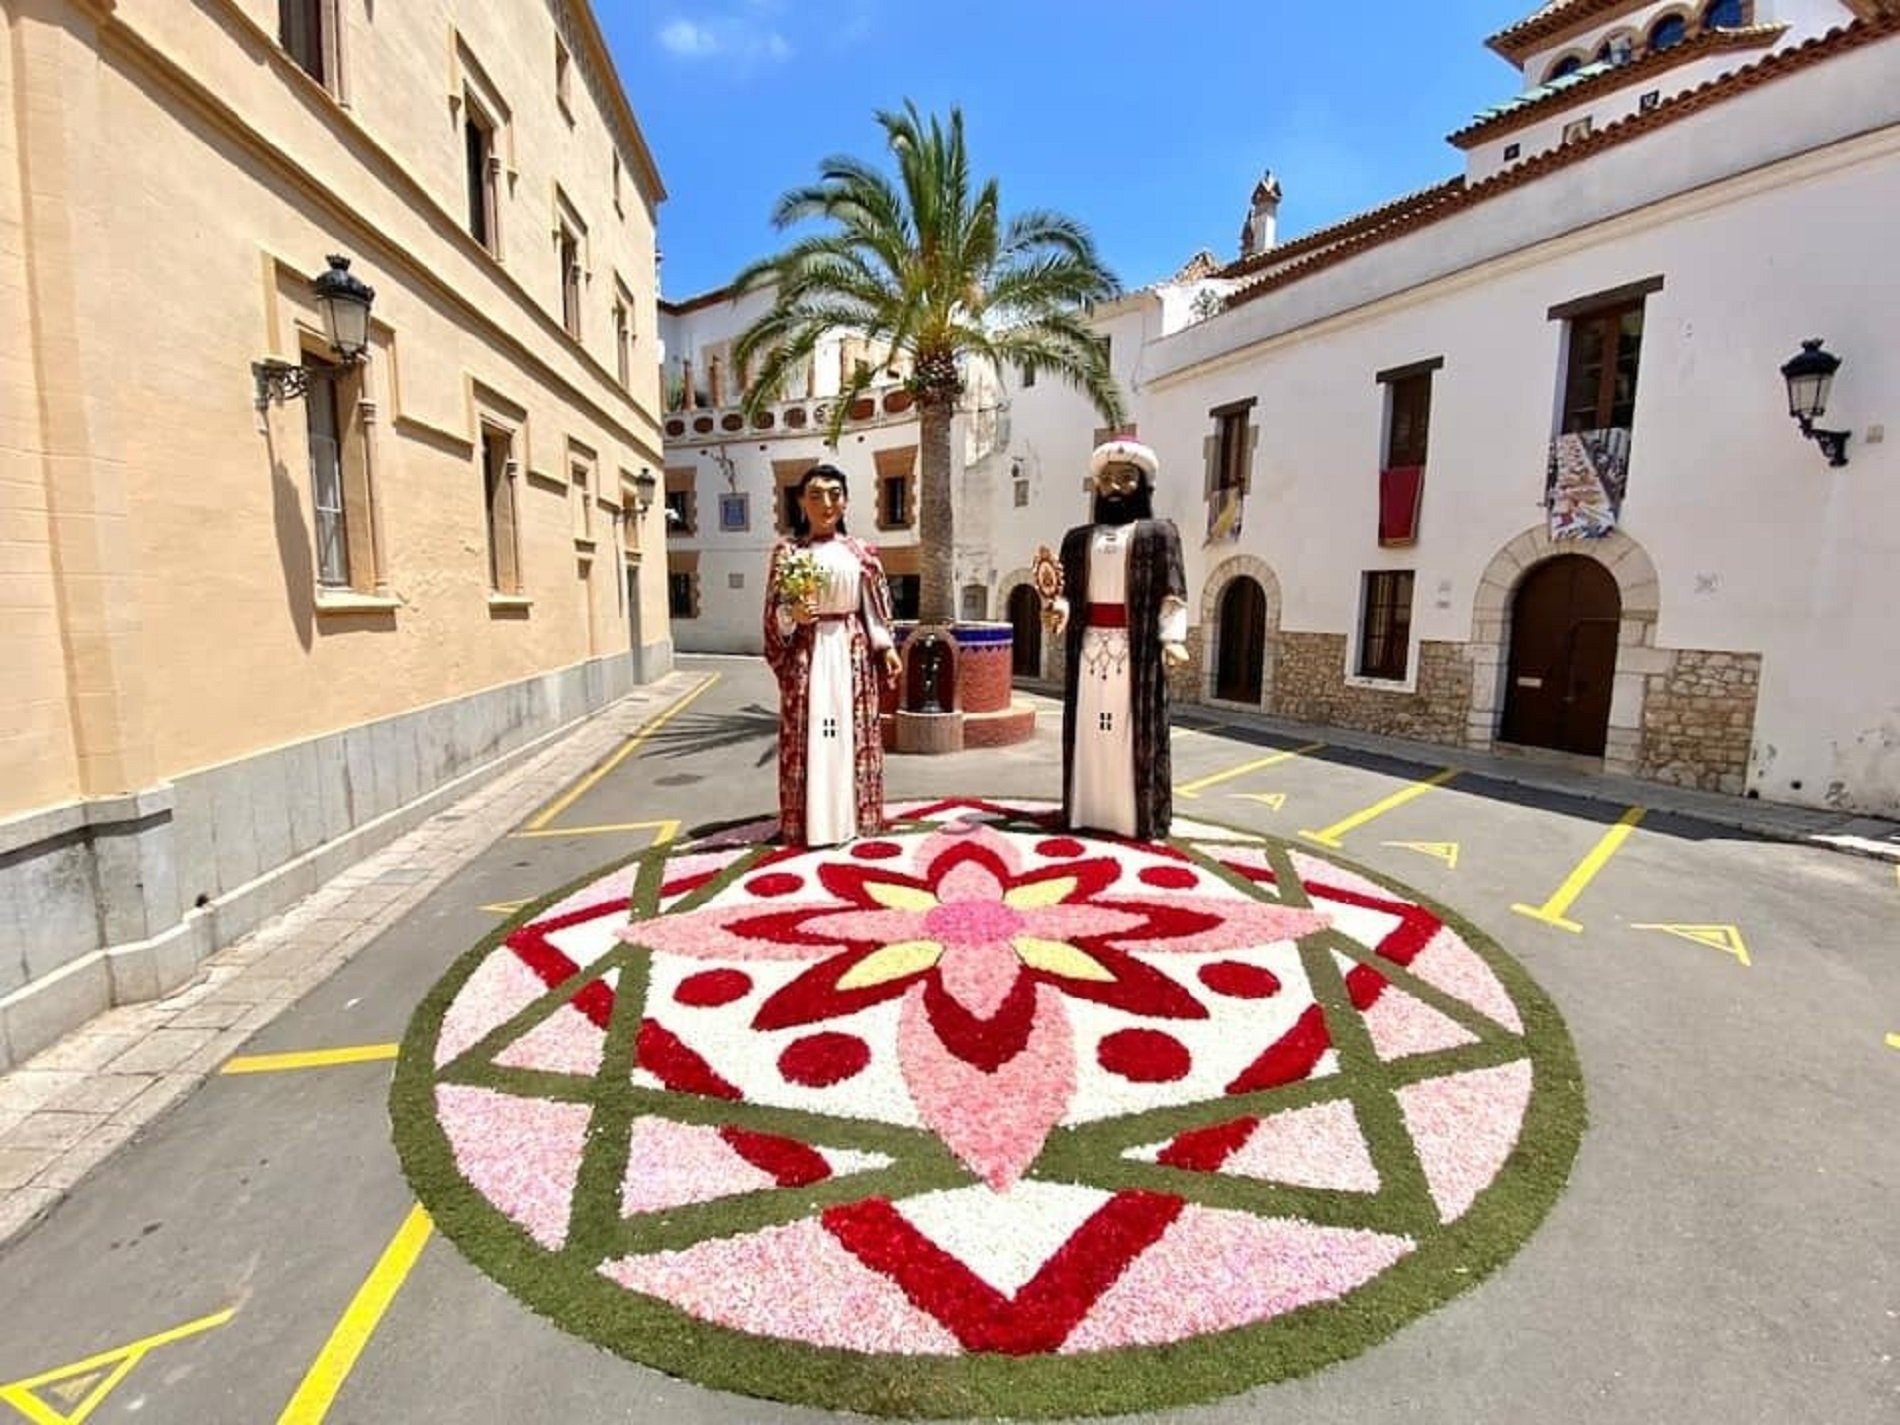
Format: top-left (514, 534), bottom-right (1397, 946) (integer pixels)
top-left (1232, 792), bottom-right (1287, 811)
top-left (1, 1308), bottom-right (235, 1424)
top-left (1299, 769), bottom-right (1458, 849)
top-left (1175, 742), bottom-right (1324, 799)
top-left (480, 899), bottom-right (531, 915)
top-left (1632, 923), bottom-right (1752, 968)
top-left (522, 675), bottom-right (719, 832)
top-left (1384, 840), bottom-right (1460, 870)
top-left (278, 1204), bottom-right (433, 1423)
top-left (1511, 805), bottom-right (1645, 933)
top-left (221, 1044), bottom-right (399, 1075)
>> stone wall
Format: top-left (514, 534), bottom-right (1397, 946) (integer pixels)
top-left (1637, 650), bottom-right (1761, 794)
top-left (1271, 634), bottom-right (1474, 745)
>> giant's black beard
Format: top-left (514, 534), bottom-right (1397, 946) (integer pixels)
top-left (1096, 492), bottom-right (1142, 527)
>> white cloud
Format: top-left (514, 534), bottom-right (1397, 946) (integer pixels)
top-left (655, 11), bottom-right (792, 64)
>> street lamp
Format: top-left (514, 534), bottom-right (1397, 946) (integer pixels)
top-left (632, 467), bottom-right (658, 515)
top-left (1778, 338), bottom-right (1849, 467)
top-left (253, 254), bottom-right (377, 408)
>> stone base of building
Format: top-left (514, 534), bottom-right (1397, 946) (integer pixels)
top-left (0, 650), bottom-right (668, 1072)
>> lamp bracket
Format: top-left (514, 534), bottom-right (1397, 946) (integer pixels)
top-left (252, 359), bottom-right (310, 409)
top-left (1796, 415), bottom-right (1851, 467)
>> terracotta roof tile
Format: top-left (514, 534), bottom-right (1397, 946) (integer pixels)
top-left (1487, 0), bottom-right (1649, 61)
top-left (1216, 180), bottom-right (1466, 283)
top-left (1224, 18), bottom-right (1899, 316)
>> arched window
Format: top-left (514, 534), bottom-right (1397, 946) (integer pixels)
top-left (1649, 14), bottom-right (1688, 50)
top-left (1701, 0), bottom-right (1745, 28)
top-left (1595, 33), bottom-right (1635, 65)
top-left (1547, 53), bottom-right (1585, 81)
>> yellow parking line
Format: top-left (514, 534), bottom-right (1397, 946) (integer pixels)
top-left (523, 673), bottom-right (719, 832)
top-left (221, 1045), bottom-right (399, 1075)
top-left (1176, 742), bottom-right (1325, 799)
top-left (278, 1203), bottom-right (432, 1423)
top-left (1298, 768), bottom-right (1458, 848)
top-left (1512, 805), bottom-right (1646, 933)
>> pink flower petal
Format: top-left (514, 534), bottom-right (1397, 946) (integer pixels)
top-left (1409, 927), bottom-right (1524, 1032)
top-left (935, 858), bottom-right (1008, 905)
top-left (603, 1218), bottom-right (962, 1354)
top-left (936, 940), bottom-right (1024, 1019)
top-left (493, 1001), bottom-right (608, 1075)
top-left (899, 984), bottom-right (1076, 1190)
top-left (1361, 985), bottom-right (1480, 1061)
top-left (436, 954), bottom-right (547, 1067)
top-left (437, 1085), bottom-right (590, 1250)
top-left (1062, 1206), bottom-right (1413, 1350)
top-left (1224, 1100), bottom-right (1382, 1193)
top-left (621, 1118), bottom-right (778, 1214)
top-left (1398, 1060), bottom-right (1534, 1222)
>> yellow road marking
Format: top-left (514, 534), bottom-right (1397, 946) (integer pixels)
top-left (1632, 923), bottom-right (1751, 967)
top-left (1, 1307), bottom-right (235, 1425)
top-left (1298, 768), bottom-right (1458, 848)
top-left (480, 899), bottom-right (531, 915)
top-left (1511, 805), bottom-right (1645, 933)
top-left (514, 818), bottom-right (679, 841)
top-left (1384, 840), bottom-right (1460, 870)
top-left (522, 673), bottom-right (719, 832)
top-left (1175, 742), bottom-right (1324, 799)
top-left (1232, 791), bottom-right (1287, 811)
top-left (277, 1204), bottom-right (433, 1424)
top-left (220, 1045), bottom-right (399, 1075)
top-left (1887, 1033), bottom-right (1900, 1050)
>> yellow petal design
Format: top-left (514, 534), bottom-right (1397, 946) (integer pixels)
top-left (866, 882), bottom-right (940, 912)
top-left (836, 940), bottom-right (943, 989)
top-left (1014, 937), bottom-right (1114, 981)
top-left (1003, 877), bottom-right (1078, 910)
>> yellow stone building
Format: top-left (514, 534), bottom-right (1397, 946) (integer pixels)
top-left (0, 0), bottom-right (670, 1066)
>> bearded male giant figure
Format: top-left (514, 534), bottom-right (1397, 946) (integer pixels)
top-left (1049, 440), bottom-right (1189, 840)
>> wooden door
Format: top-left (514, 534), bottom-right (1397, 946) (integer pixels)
top-left (1215, 578), bottom-right (1267, 702)
top-left (1007, 585), bottom-right (1042, 678)
top-left (1501, 556), bottom-right (1620, 756)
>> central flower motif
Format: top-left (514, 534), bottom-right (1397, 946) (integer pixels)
top-left (626, 823), bottom-right (1330, 1189)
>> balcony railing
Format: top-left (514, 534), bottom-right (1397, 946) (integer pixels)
top-left (662, 384), bottom-right (918, 444)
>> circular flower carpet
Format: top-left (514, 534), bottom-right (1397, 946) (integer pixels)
top-left (392, 798), bottom-right (1582, 1418)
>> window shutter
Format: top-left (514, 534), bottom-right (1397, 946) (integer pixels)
top-left (493, 463), bottom-right (519, 593)
top-left (1242, 420), bottom-right (1259, 496)
top-left (1203, 433), bottom-right (1219, 499)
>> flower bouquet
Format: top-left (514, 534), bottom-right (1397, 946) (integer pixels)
top-left (774, 547), bottom-right (828, 606)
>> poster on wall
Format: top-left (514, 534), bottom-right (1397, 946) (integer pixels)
top-left (1545, 428), bottom-right (1630, 540)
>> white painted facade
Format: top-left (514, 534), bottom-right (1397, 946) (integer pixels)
top-left (658, 0), bottom-right (1900, 814)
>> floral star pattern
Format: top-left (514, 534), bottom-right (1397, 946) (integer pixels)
top-left (395, 799), bottom-right (1582, 1419)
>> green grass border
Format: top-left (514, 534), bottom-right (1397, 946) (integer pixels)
top-left (391, 804), bottom-right (1585, 1419)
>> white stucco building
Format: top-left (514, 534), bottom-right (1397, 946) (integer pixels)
top-left (664, 0), bottom-right (1900, 815)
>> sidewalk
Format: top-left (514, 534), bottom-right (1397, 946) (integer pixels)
top-left (0, 671), bottom-right (703, 1249)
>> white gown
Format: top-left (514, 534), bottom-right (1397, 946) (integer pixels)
top-left (1065, 526), bottom-right (1187, 837)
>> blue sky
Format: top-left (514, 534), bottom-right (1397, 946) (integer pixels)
top-left (598, 1), bottom-right (1536, 300)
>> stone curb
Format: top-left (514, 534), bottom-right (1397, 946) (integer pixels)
top-left (0, 673), bottom-right (705, 1250)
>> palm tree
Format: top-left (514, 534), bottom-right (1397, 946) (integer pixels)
top-left (732, 102), bottom-right (1126, 625)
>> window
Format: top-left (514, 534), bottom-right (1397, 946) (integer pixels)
top-left (558, 226), bottom-right (581, 339)
top-left (465, 107), bottom-right (498, 252)
top-left (1014, 478), bottom-right (1030, 508)
top-left (572, 464), bottom-right (594, 545)
top-left (1210, 405), bottom-right (1252, 495)
top-left (1701, 0), bottom-right (1744, 30)
top-left (665, 490), bottom-right (690, 533)
top-left (782, 485), bottom-right (802, 531)
top-left (890, 575), bottom-right (921, 622)
top-left (1561, 299), bottom-right (1645, 433)
top-left (881, 476), bottom-right (908, 527)
top-left (1649, 14), bottom-right (1687, 51)
top-left (279, 0), bottom-right (326, 85)
top-left (719, 493), bottom-right (749, 532)
top-left (1596, 33), bottom-right (1635, 65)
top-left (1021, 365), bottom-right (1037, 388)
top-left (1546, 53), bottom-right (1584, 81)
top-left (481, 427), bottom-right (521, 594)
top-left (1384, 371), bottom-right (1433, 468)
top-left (1358, 571), bottom-right (1414, 681)
top-left (554, 37), bottom-right (572, 117)
top-left (304, 360), bottom-right (349, 586)
top-left (668, 571), bottom-right (694, 618)
top-left (612, 153), bottom-right (623, 213)
top-left (613, 298), bottom-right (632, 387)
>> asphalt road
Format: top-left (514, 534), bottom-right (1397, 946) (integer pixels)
top-left (1, 654), bottom-right (1894, 1424)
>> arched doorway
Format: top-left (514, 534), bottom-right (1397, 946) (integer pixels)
top-left (1006, 585), bottom-right (1042, 677)
top-left (1215, 577), bottom-right (1267, 702)
top-left (1501, 555), bottom-right (1621, 756)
